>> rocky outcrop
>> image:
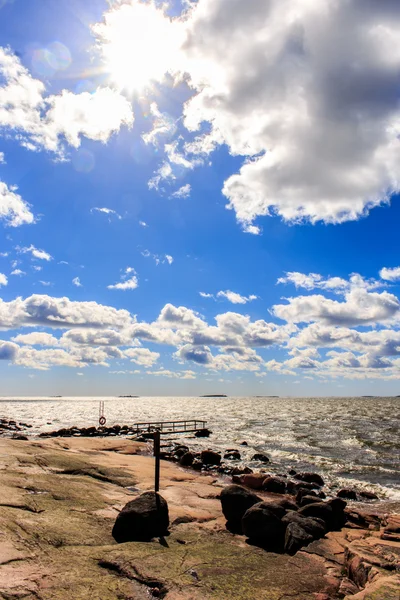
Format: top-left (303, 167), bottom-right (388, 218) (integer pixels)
top-left (112, 492), bottom-right (169, 542)
top-left (242, 501), bottom-right (286, 549)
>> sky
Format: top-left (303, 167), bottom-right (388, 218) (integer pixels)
top-left (1, 0), bottom-right (400, 396)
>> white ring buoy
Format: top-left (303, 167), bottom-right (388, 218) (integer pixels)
top-left (99, 416), bottom-right (106, 426)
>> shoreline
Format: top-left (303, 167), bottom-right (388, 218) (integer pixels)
top-left (0, 435), bottom-right (399, 598)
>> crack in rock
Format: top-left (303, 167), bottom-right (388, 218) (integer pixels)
top-left (98, 559), bottom-right (168, 598)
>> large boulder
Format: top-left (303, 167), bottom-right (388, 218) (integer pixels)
top-left (242, 502), bottom-right (286, 548)
top-left (298, 502), bottom-right (333, 527)
top-left (201, 449), bottom-right (221, 466)
top-left (220, 484), bottom-right (261, 530)
top-left (284, 522), bottom-right (314, 555)
top-left (327, 497), bottom-right (347, 530)
top-left (337, 488), bottom-right (357, 500)
top-left (112, 492), bottom-right (169, 542)
top-left (282, 511), bottom-right (326, 539)
top-left (299, 495), bottom-right (322, 507)
top-left (194, 428), bottom-right (211, 438)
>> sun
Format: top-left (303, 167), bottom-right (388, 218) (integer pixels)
top-left (93, 1), bottom-right (182, 94)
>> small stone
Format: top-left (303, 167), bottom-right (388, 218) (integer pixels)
top-left (251, 453), bottom-right (270, 463)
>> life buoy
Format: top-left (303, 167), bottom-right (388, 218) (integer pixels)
top-left (99, 416), bottom-right (106, 426)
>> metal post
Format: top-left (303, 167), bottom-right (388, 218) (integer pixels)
top-left (154, 429), bottom-right (161, 493)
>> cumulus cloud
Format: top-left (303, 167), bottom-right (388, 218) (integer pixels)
top-left (93, 0), bottom-right (400, 231)
top-left (0, 340), bottom-right (18, 360)
top-left (0, 181), bottom-right (35, 227)
top-left (0, 294), bottom-right (134, 330)
top-left (0, 272), bottom-right (7, 286)
top-left (380, 266), bottom-right (400, 282)
top-left (11, 269), bottom-right (25, 276)
top-left (142, 103), bottom-right (177, 146)
top-left (12, 332), bottom-right (59, 346)
top-left (124, 347), bottom-right (160, 366)
top-left (0, 47), bottom-right (133, 156)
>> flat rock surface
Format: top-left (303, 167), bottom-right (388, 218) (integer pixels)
top-left (0, 437), bottom-right (398, 599)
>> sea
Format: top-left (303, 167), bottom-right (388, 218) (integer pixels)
top-left (1, 395), bottom-right (399, 501)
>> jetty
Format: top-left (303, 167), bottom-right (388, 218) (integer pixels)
top-left (131, 419), bottom-right (207, 436)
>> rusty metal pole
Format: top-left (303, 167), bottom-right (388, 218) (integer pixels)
top-left (154, 429), bottom-right (161, 493)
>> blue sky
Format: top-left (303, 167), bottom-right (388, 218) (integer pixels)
top-left (1, 0), bottom-right (400, 396)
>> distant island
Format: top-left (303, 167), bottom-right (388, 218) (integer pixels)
top-left (255, 395), bottom-right (279, 398)
top-left (200, 394), bottom-right (227, 398)
top-left (118, 395), bottom-right (139, 398)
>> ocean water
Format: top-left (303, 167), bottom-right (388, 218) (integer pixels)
top-left (1, 396), bottom-right (399, 500)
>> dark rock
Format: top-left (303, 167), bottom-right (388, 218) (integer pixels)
top-left (232, 473), bottom-right (267, 490)
top-left (12, 434), bottom-right (28, 440)
top-left (200, 449), bottom-right (221, 466)
top-left (191, 459), bottom-right (203, 471)
top-left (282, 511), bottom-right (326, 540)
top-left (298, 502), bottom-right (333, 527)
top-left (337, 488), bottom-right (358, 500)
top-left (296, 488), bottom-right (318, 503)
top-left (240, 441), bottom-right (248, 446)
top-left (112, 492), bottom-right (169, 542)
top-left (327, 497), bottom-right (347, 529)
top-left (262, 476), bottom-right (287, 494)
top-left (179, 452), bottom-right (194, 467)
top-left (224, 451), bottom-right (241, 460)
top-left (359, 490), bottom-right (379, 501)
top-left (299, 495), bottom-right (322, 507)
top-left (286, 480), bottom-right (318, 495)
top-left (231, 466), bottom-right (253, 476)
top-left (273, 498), bottom-right (298, 512)
top-left (284, 522), bottom-right (314, 555)
top-left (174, 445), bottom-right (190, 458)
top-left (251, 453), bottom-right (270, 463)
top-left (242, 502), bottom-right (285, 548)
top-left (194, 428), bottom-right (211, 438)
top-left (288, 468), bottom-right (297, 476)
top-left (293, 472), bottom-right (324, 487)
top-left (220, 485), bottom-right (261, 530)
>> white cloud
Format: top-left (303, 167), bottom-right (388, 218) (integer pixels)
top-left (0, 272), bottom-right (7, 286)
top-left (93, 0), bottom-right (400, 230)
top-left (171, 184), bottom-right (191, 199)
top-left (0, 47), bottom-right (134, 156)
top-left (142, 103), bottom-right (177, 146)
top-left (0, 340), bottom-right (18, 360)
top-left (272, 286), bottom-right (400, 327)
top-left (380, 266), bottom-right (400, 282)
top-left (18, 244), bottom-right (52, 261)
top-left (147, 369), bottom-right (196, 379)
top-left (12, 332), bottom-right (59, 346)
top-left (91, 207), bottom-right (122, 220)
top-left (124, 347), bottom-right (160, 366)
top-left (199, 292), bottom-right (214, 299)
top-left (72, 277), bottom-right (82, 287)
top-left (141, 250), bottom-right (173, 266)
top-left (0, 152), bottom-right (5, 163)
top-left (139, 220), bottom-right (148, 227)
top-left (216, 290), bottom-right (257, 304)
top-left (278, 272), bottom-right (349, 292)
top-left (107, 275), bottom-right (138, 290)
top-left (39, 281), bottom-right (52, 287)
top-left (0, 294), bottom-right (134, 330)
top-left (0, 181), bottom-right (35, 227)
top-left (11, 269), bottom-right (25, 276)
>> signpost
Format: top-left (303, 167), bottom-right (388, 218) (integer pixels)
top-left (154, 429), bottom-right (161, 493)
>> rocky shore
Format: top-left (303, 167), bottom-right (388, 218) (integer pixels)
top-left (0, 428), bottom-right (398, 599)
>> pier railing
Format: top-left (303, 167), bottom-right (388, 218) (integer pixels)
top-left (131, 419), bottom-right (206, 435)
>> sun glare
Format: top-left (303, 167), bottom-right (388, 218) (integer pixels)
top-left (93, 2), bottom-right (182, 94)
